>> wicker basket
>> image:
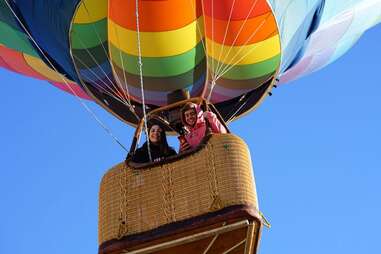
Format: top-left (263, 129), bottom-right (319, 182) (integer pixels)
top-left (99, 134), bottom-right (260, 253)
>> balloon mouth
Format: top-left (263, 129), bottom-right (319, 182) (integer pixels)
top-left (69, 0), bottom-right (281, 126)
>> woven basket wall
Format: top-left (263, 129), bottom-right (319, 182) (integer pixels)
top-left (98, 134), bottom-right (258, 245)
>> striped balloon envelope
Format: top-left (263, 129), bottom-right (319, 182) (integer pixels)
top-left (0, 0), bottom-right (380, 126)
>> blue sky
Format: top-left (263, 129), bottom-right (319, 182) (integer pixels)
top-left (0, 25), bottom-right (380, 254)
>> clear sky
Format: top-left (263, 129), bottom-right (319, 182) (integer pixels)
top-left (0, 25), bottom-right (380, 254)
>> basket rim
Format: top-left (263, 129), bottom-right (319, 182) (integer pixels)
top-left (126, 133), bottom-right (243, 170)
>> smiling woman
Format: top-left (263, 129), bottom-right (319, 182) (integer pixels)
top-left (180, 102), bottom-right (227, 152)
top-left (131, 123), bottom-right (177, 163)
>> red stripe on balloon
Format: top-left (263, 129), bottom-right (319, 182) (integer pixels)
top-left (50, 82), bottom-right (92, 100)
top-left (0, 45), bottom-right (91, 100)
top-left (0, 54), bottom-right (13, 70)
top-left (0, 45), bottom-right (44, 80)
top-left (202, 0), bottom-right (271, 20)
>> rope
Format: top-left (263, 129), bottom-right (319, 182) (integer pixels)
top-left (135, 0), bottom-right (152, 162)
top-left (73, 34), bottom-right (126, 101)
top-left (81, 2), bottom-right (134, 106)
top-left (207, 142), bottom-right (222, 211)
top-left (259, 210), bottom-right (271, 228)
top-left (215, 15), bottom-right (271, 80)
top-left (213, 0), bottom-right (260, 77)
top-left (206, 79), bottom-right (216, 102)
top-left (211, 0), bottom-right (216, 82)
top-left (113, 25), bottom-right (134, 107)
top-left (118, 164), bottom-right (128, 238)
top-left (213, 0), bottom-right (237, 78)
top-left (161, 164), bottom-right (175, 223)
top-left (71, 52), bottom-right (126, 103)
top-left (204, 0), bottom-right (267, 101)
top-left (72, 54), bottom-right (140, 122)
top-left (72, 6), bottom-right (140, 120)
top-left (200, 0), bottom-right (213, 94)
top-left (4, 0), bottom-right (128, 152)
top-left (188, 0), bottom-right (207, 56)
top-left (227, 97), bottom-right (249, 123)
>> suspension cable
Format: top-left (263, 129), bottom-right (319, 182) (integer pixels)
top-left (73, 34), bottom-right (126, 101)
top-left (188, 0), bottom-right (207, 56)
top-left (81, 2), bottom-right (134, 106)
top-left (71, 37), bottom-right (126, 101)
top-left (72, 55), bottom-right (134, 108)
top-left (213, 0), bottom-right (237, 79)
top-left (113, 26), bottom-right (134, 107)
top-left (204, 0), bottom-right (263, 101)
top-left (215, 15), bottom-right (271, 80)
top-left (71, 39), bottom-right (140, 123)
top-left (135, 0), bottom-right (152, 162)
top-left (4, 0), bottom-right (128, 152)
top-left (213, 0), bottom-right (260, 77)
top-left (205, 0), bottom-right (236, 102)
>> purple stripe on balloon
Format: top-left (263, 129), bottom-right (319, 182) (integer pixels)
top-left (209, 84), bottom-right (253, 103)
top-left (122, 85), bottom-right (169, 106)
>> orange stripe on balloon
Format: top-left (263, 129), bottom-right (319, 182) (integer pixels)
top-left (204, 12), bottom-right (277, 46)
top-left (109, 0), bottom-right (202, 32)
top-left (202, 0), bottom-right (271, 20)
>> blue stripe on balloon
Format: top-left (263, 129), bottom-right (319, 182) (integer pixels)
top-left (11, 0), bottom-right (81, 83)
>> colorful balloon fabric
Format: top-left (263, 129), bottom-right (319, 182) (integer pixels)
top-left (0, 0), bottom-right (380, 125)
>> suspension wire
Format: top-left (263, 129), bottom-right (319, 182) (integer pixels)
top-left (206, 0), bottom-right (218, 102)
top-left (205, 0), bottom-right (260, 101)
top-left (223, 93), bottom-right (246, 122)
top-left (73, 34), bottom-right (127, 101)
top-left (113, 26), bottom-right (134, 107)
top-left (205, 0), bottom-right (237, 102)
top-left (188, 0), bottom-right (210, 101)
top-left (135, 0), bottom-right (152, 162)
top-left (71, 56), bottom-right (138, 114)
top-left (81, 2), bottom-right (133, 106)
top-left (226, 76), bottom-right (273, 123)
top-left (4, 0), bottom-right (128, 152)
top-left (213, 0), bottom-right (260, 77)
top-left (215, 14), bottom-right (271, 80)
top-left (80, 3), bottom-right (138, 120)
top-left (211, 0), bottom-right (216, 82)
top-left (213, 0), bottom-right (237, 80)
top-left (206, 79), bottom-right (216, 102)
top-left (200, 0), bottom-right (215, 99)
top-left (226, 94), bottom-right (251, 123)
top-left (72, 53), bottom-right (128, 104)
top-left (188, 0), bottom-right (207, 56)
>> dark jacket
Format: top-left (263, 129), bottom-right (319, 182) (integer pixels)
top-left (132, 142), bottom-right (177, 163)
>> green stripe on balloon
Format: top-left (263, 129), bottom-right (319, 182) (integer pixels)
top-left (0, 21), bottom-right (38, 57)
top-left (72, 41), bottom-right (109, 68)
top-left (71, 18), bottom-right (107, 49)
top-left (112, 58), bottom-right (206, 91)
top-left (216, 73), bottom-right (274, 90)
top-left (209, 54), bottom-right (280, 80)
top-left (109, 41), bottom-right (205, 78)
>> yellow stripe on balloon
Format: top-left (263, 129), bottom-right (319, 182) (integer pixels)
top-left (206, 34), bottom-right (281, 66)
top-left (73, 0), bottom-right (107, 24)
top-left (24, 54), bottom-right (74, 83)
top-left (108, 17), bottom-right (204, 57)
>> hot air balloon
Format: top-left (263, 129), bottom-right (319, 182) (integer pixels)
top-left (1, 0), bottom-right (380, 253)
